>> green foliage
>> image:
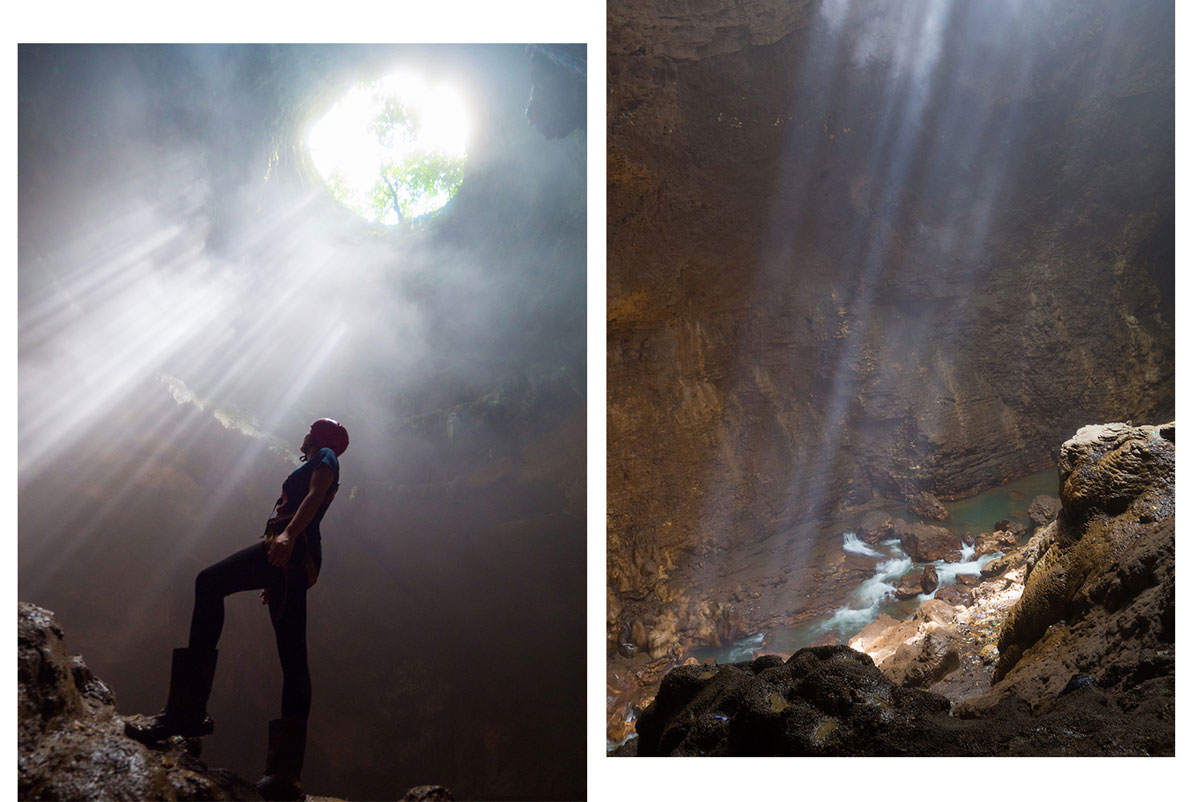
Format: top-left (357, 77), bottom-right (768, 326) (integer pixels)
top-left (318, 79), bottom-right (466, 225)
top-left (368, 150), bottom-right (466, 224)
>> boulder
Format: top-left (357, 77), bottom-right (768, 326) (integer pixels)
top-left (854, 600), bottom-right (964, 691)
top-left (972, 528), bottom-right (1022, 560)
top-left (934, 586), bottom-right (970, 606)
top-left (1027, 495), bottom-right (1062, 528)
top-left (17, 602), bottom-right (271, 801)
top-left (631, 617), bottom-right (648, 651)
top-left (847, 614), bottom-right (903, 653)
top-left (980, 551), bottom-right (1025, 579)
top-left (1058, 421), bottom-right (1175, 526)
top-left (849, 600), bottom-right (957, 672)
top-left (955, 573), bottom-right (982, 588)
top-left (892, 572), bottom-right (926, 600)
top-left (991, 421), bottom-right (1175, 693)
top-left (879, 626), bottom-right (960, 689)
top-left (634, 638), bottom-right (1172, 755)
top-left (893, 519), bottom-right (962, 563)
top-left (920, 565), bottom-right (939, 594)
top-left (857, 511), bottom-right (894, 544)
top-left (403, 786), bottom-right (456, 801)
top-left (906, 491), bottom-right (949, 522)
top-left (647, 622), bottom-right (681, 660)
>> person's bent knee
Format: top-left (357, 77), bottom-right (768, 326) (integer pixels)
top-left (195, 565), bottom-right (223, 597)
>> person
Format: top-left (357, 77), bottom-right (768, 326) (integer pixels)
top-left (126, 418), bottom-right (349, 801)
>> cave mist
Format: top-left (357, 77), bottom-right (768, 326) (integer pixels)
top-left (606, 0), bottom-right (1172, 743)
top-left (19, 44), bottom-right (585, 801)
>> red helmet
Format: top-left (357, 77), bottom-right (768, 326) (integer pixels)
top-left (309, 418), bottom-right (349, 456)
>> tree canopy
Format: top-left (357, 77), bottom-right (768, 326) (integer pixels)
top-left (319, 79), bottom-right (467, 225)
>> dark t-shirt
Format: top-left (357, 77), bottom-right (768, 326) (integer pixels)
top-left (268, 447), bottom-right (339, 570)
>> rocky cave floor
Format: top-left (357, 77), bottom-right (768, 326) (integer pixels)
top-left (17, 601), bottom-right (456, 802)
top-left (607, 512), bottom-right (1033, 747)
top-left (609, 421), bottom-right (1175, 756)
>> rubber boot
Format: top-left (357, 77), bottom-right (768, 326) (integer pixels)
top-left (255, 717), bottom-right (307, 801)
top-left (124, 648), bottom-right (218, 744)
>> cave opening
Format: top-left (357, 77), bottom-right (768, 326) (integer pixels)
top-left (307, 69), bottom-right (471, 225)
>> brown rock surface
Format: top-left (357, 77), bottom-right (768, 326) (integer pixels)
top-left (607, 0), bottom-right (1173, 753)
top-left (980, 421), bottom-right (1174, 709)
top-left (608, 0), bottom-right (1173, 635)
top-left (906, 491), bottom-right (948, 522)
top-left (894, 519), bottom-right (962, 563)
top-left (972, 528), bottom-right (1023, 560)
top-left (849, 600), bottom-right (960, 689)
top-left (18, 602), bottom-right (267, 801)
top-left (1028, 495), bottom-right (1062, 528)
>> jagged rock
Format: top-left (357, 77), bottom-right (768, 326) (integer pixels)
top-left (402, 785), bottom-right (456, 801)
top-left (980, 550), bottom-right (1026, 579)
top-left (906, 491), bottom-right (948, 522)
top-left (983, 421), bottom-right (1174, 708)
top-left (1058, 422), bottom-right (1175, 527)
top-left (920, 565), bottom-right (939, 594)
top-left (891, 571), bottom-right (926, 600)
top-left (893, 519), bottom-right (961, 563)
top-left (972, 527), bottom-right (1023, 560)
top-left (850, 600), bottom-right (960, 689)
top-left (18, 602), bottom-right (273, 801)
top-left (1028, 495), bottom-right (1062, 528)
top-left (630, 618), bottom-right (648, 651)
top-left (18, 602), bottom-right (417, 801)
top-left (882, 627), bottom-right (960, 689)
top-left (857, 511), bottom-right (894, 544)
top-left (647, 621), bottom-right (682, 660)
top-left (934, 586), bottom-right (970, 606)
top-left (632, 643), bottom-right (1171, 756)
top-left (955, 573), bottom-right (982, 588)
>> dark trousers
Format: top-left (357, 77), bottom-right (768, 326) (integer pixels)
top-left (188, 541), bottom-right (311, 719)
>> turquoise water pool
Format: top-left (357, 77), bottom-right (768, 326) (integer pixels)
top-left (689, 468), bottom-right (1059, 663)
top-left (941, 468), bottom-right (1058, 539)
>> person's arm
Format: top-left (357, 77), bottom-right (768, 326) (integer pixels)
top-left (267, 464), bottom-right (335, 567)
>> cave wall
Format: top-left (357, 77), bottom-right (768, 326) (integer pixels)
top-left (19, 44), bottom-right (585, 801)
top-left (607, 0), bottom-right (1173, 600)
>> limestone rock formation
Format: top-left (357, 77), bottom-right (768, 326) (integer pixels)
top-left (890, 571), bottom-right (926, 600)
top-left (607, 0), bottom-right (1173, 659)
top-left (856, 511), bottom-right (894, 544)
top-left (19, 602), bottom-right (267, 801)
top-left (1027, 495), bottom-right (1062, 528)
top-left (982, 421), bottom-right (1174, 706)
top-left (630, 420), bottom-right (1174, 756)
top-left (401, 786), bottom-right (455, 802)
top-left (633, 644), bottom-right (1171, 756)
top-left (850, 600), bottom-right (960, 689)
top-left (18, 602), bottom-right (452, 801)
top-left (894, 519), bottom-right (962, 563)
top-left (906, 491), bottom-right (948, 522)
top-left (971, 527), bottom-right (1023, 560)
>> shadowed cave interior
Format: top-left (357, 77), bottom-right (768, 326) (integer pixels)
top-left (606, 0), bottom-right (1173, 755)
top-left (19, 43), bottom-right (585, 800)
